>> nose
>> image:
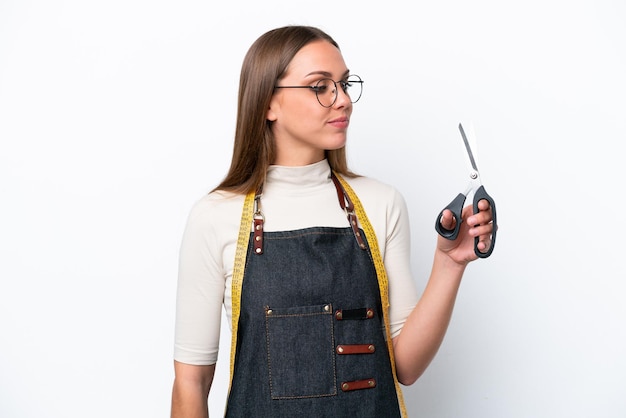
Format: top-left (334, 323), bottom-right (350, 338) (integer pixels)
top-left (333, 83), bottom-right (352, 108)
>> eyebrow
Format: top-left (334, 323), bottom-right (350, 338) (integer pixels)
top-left (305, 69), bottom-right (351, 78)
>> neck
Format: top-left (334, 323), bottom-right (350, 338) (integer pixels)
top-left (272, 149), bottom-right (326, 167)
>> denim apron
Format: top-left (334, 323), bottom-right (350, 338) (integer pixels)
top-left (225, 173), bottom-right (407, 417)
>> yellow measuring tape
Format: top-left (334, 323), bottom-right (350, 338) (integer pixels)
top-left (228, 175), bottom-right (407, 417)
top-left (334, 173), bottom-right (408, 418)
top-left (228, 190), bottom-right (255, 397)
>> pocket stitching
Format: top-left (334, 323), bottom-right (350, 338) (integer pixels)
top-left (265, 305), bottom-right (337, 399)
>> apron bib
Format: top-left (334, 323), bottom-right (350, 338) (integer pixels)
top-left (226, 173), bottom-right (407, 417)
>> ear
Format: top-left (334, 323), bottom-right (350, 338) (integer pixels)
top-left (266, 108), bottom-right (277, 122)
top-left (266, 102), bottom-right (278, 122)
top-left (266, 95), bottom-right (279, 122)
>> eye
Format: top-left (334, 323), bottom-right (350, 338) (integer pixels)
top-left (312, 78), bottom-right (334, 94)
top-left (311, 85), bottom-right (329, 93)
top-left (339, 80), bottom-right (351, 92)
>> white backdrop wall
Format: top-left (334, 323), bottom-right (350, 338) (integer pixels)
top-left (1, 1), bottom-right (625, 417)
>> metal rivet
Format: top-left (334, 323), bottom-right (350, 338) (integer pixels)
top-left (255, 236), bottom-right (261, 241)
top-left (335, 311), bottom-right (342, 320)
top-left (267, 309), bottom-right (272, 315)
top-left (324, 304), bottom-right (330, 312)
top-left (368, 380), bottom-right (375, 387)
top-left (360, 243), bottom-right (366, 249)
top-left (255, 248), bottom-right (262, 253)
top-left (255, 224), bottom-right (262, 230)
top-left (368, 345), bottom-right (375, 352)
top-left (366, 309), bottom-right (374, 318)
top-left (342, 383), bottom-right (349, 390)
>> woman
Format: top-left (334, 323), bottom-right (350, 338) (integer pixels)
top-left (171, 25), bottom-right (494, 418)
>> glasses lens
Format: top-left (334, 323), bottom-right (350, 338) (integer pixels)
top-left (315, 78), bottom-right (336, 107)
top-left (313, 76), bottom-right (363, 107)
top-left (344, 75), bottom-right (363, 103)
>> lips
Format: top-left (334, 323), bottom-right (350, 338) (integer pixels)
top-left (328, 116), bottom-right (349, 129)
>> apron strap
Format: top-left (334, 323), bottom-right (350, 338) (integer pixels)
top-left (330, 172), bottom-right (367, 250)
top-left (332, 172), bottom-right (409, 418)
top-left (251, 171), bottom-right (368, 255)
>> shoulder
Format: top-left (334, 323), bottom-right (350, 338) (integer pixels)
top-left (184, 190), bottom-right (246, 233)
top-left (343, 175), bottom-right (407, 212)
top-left (188, 190), bottom-right (245, 218)
top-left (341, 174), bottom-right (411, 256)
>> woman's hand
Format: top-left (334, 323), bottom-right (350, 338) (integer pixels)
top-left (436, 199), bottom-right (494, 265)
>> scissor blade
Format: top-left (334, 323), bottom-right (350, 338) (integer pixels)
top-left (458, 123), bottom-right (479, 172)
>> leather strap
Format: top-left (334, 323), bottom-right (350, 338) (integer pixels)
top-left (253, 218), bottom-right (263, 254)
top-left (336, 344), bottom-right (376, 354)
top-left (330, 172), bottom-right (366, 250)
top-left (340, 378), bottom-right (376, 392)
top-left (252, 171), bottom-right (367, 256)
top-left (253, 193), bottom-right (264, 254)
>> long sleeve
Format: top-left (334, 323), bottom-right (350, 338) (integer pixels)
top-left (173, 160), bottom-right (419, 364)
top-left (174, 192), bottom-right (243, 365)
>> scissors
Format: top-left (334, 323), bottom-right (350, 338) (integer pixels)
top-left (435, 123), bottom-right (497, 258)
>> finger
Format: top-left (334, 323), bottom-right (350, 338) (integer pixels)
top-left (467, 212), bottom-right (491, 229)
top-left (471, 211), bottom-right (494, 229)
top-left (476, 198), bottom-right (491, 212)
top-left (471, 223), bottom-right (494, 237)
top-left (439, 208), bottom-right (458, 230)
top-left (476, 236), bottom-right (492, 252)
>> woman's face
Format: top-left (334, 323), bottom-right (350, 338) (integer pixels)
top-left (267, 40), bottom-right (353, 166)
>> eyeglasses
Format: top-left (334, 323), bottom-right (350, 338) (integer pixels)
top-left (274, 75), bottom-right (363, 108)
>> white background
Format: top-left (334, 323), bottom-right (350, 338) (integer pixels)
top-left (1, 0), bottom-right (625, 417)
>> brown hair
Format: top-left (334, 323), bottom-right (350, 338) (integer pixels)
top-left (214, 25), bottom-right (357, 194)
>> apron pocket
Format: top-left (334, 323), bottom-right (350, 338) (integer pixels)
top-left (265, 303), bottom-right (337, 399)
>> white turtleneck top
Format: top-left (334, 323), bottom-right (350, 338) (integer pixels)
top-left (174, 160), bottom-right (419, 365)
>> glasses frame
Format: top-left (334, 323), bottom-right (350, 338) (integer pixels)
top-left (274, 75), bottom-right (363, 108)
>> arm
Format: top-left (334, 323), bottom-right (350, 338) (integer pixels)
top-left (393, 200), bottom-right (494, 385)
top-left (171, 195), bottom-right (240, 416)
top-left (171, 361), bottom-right (216, 418)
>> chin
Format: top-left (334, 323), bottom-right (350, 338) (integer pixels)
top-left (324, 137), bottom-right (348, 151)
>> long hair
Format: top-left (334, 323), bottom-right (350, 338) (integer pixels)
top-left (214, 25), bottom-right (357, 194)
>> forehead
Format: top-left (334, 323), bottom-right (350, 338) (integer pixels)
top-left (284, 40), bottom-right (348, 79)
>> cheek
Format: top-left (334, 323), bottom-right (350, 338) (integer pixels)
top-left (273, 94), bottom-right (328, 131)
top-left (290, 104), bottom-right (325, 128)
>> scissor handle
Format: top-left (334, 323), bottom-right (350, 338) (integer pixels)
top-left (435, 193), bottom-right (466, 240)
top-left (435, 186), bottom-right (497, 258)
top-left (473, 185), bottom-right (497, 258)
